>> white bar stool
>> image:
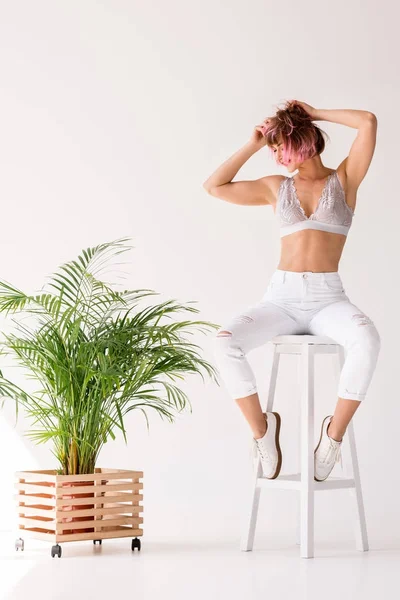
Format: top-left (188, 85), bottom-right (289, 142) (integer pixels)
top-left (240, 334), bottom-right (369, 558)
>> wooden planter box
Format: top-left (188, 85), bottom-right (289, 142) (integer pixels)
top-left (14, 468), bottom-right (143, 557)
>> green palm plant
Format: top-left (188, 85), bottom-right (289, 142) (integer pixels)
top-left (0, 238), bottom-right (220, 475)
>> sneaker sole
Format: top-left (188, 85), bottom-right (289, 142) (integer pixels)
top-left (314, 415), bottom-right (332, 482)
top-left (267, 411), bottom-right (282, 479)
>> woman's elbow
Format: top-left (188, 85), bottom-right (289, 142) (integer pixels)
top-left (203, 182), bottom-right (216, 195)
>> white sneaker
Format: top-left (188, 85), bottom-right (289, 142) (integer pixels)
top-left (252, 412), bottom-right (282, 479)
top-left (314, 415), bottom-right (343, 482)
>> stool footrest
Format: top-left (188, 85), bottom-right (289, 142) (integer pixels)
top-left (256, 473), bottom-right (355, 491)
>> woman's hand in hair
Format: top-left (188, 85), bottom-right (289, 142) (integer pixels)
top-left (289, 100), bottom-right (318, 120)
top-left (250, 118), bottom-right (271, 149)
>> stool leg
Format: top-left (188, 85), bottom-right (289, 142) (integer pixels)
top-left (300, 344), bottom-right (314, 558)
top-left (240, 346), bottom-right (280, 551)
top-left (348, 420), bottom-right (369, 551)
top-left (295, 358), bottom-right (302, 546)
top-left (335, 346), bottom-right (369, 552)
top-left (240, 460), bottom-right (263, 551)
top-left (266, 346), bottom-right (280, 413)
top-left (295, 502), bottom-right (301, 546)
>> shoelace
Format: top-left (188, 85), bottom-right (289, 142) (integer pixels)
top-left (320, 439), bottom-right (343, 469)
top-left (249, 438), bottom-right (270, 462)
top-left (256, 439), bottom-right (270, 461)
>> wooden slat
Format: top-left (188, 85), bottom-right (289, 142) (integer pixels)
top-left (102, 496), bottom-right (143, 506)
top-left (15, 494), bottom-right (56, 507)
top-left (16, 492), bottom-right (143, 508)
top-left (56, 492), bottom-right (143, 507)
top-left (19, 516), bottom-right (56, 530)
top-left (17, 523), bottom-right (144, 543)
top-left (18, 524), bottom-right (143, 543)
top-left (55, 505), bottom-right (142, 519)
top-left (56, 469), bottom-right (143, 483)
top-left (19, 505), bottom-right (56, 518)
top-left (15, 470), bottom-right (57, 483)
top-left (18, 525), bottom-right (55, 535)
top-left (57, 515), bottom-right (143, 532)
top-left (15, 481), bottom-right (142, 496)
top-left (102, 494), bottom-right (143, 502)
top-left (15, 483), bottom-right (56, 495)
top-left (96, 468), bottom-right (143, 476)
top-left (20, 504), bottom-right (142, 520)
top-left (16, 469), bottom-right (142, 481)
top-left (98, 479), bottom-right (142, 486)
top-left (58, 481), bottom-right (142, 495)
top-left (102, 515), bottom-right (144, 524)
top-left (55, 526), bottom-right (143, 543)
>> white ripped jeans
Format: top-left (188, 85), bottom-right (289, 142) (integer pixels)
top-left (213, 270), bottom-right (381, 402)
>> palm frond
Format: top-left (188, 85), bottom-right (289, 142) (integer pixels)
top-left (0, 238), bottom-right (220, 474)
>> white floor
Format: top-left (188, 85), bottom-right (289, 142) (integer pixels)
top-left (1, 530), bottom-right (400, 600)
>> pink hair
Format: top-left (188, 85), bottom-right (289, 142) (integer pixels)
top-left (261, 100), bottom-right (329, 166)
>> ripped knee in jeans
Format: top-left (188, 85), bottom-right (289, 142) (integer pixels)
top-left (216, 315), bottom-right (254, 338)
top-left (235, 315), bottom-right (254, 324)
top-left (351, 313), bottom-right (374, 327)
top-left (216, 330), bottom-right (233, 337)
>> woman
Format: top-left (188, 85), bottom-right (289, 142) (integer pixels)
top-left (203, 100), bottom-right (381, 482)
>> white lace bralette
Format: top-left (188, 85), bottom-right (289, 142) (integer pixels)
top-left (276, 171), bottom-right (355, 238)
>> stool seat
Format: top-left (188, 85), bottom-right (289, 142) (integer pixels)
top-left (272, 334), bottom-right (337, 345)
top-left (240, 335), bottom-right (368, 558)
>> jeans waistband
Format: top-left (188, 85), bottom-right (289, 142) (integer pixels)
top-left (273, 269), bottom-right (340, 283)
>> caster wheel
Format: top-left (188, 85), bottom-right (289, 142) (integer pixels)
top-left (131, 537), bottom-right (141, 552)
top-left (93, 539), bottom-right (102, 545)
top-left (15, 537), bottom-right (24, 552)
top-left (51, 544), bottom-right (62, 558)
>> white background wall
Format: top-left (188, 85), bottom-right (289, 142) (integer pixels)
top-left (0, 0), bottom-right (398, 545)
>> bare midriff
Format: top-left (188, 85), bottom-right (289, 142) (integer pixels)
top-left (277, 229), bottom-right (347, 273)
